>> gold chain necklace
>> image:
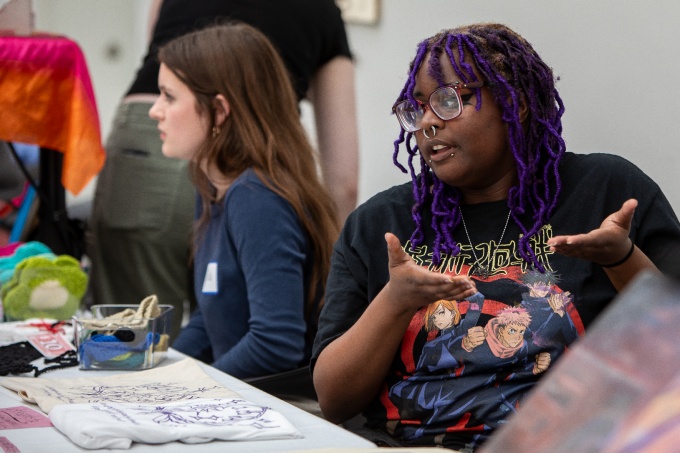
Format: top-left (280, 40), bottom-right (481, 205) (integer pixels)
top-left (459, 207), bottom-right (511, 279)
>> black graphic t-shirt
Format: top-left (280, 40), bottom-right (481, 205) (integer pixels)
top-left (312, 152), bottom-right (680, 450)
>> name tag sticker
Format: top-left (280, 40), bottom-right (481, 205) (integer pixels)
top-left (202, 262), bottom-right (218, 294)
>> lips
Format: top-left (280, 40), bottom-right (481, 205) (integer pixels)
top-left (429, 143), bottom-right (455, 163)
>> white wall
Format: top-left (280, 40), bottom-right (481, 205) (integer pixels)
top-left (32, 0), bottom-right (152, 141)
top-left (31, 0), bottom-right (680, 214)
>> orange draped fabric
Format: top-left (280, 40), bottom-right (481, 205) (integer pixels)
top-left (0, 34), bottom-right (105, 195)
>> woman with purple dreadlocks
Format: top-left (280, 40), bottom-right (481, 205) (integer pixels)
top-left (311, 23), bottom-right (680, 450)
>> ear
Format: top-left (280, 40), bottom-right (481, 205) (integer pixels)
top-left (213, 94), bottom-right (230, 127)
top-left (517, 93), bottom-right (529, 124)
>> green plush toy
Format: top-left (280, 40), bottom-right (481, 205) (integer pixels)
top-left (1, 255), bottom-right (88, 321)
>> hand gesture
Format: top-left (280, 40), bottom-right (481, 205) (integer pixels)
top-left (547, 199), bottom-right (636, 266)
top-left (382, 232), bottom-right (478, 313)
top-left (533, 352), bottom-right (551, 375)
top-left (462, 326), bottom-right (486, 351)
top-left (548, 291), bottom-right (571, 317)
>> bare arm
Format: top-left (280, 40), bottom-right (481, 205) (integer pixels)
top-left (548, 199), bottom-right (659, 291)
top-left (146, 0), bottom-right (164, 43)
top-left (307, 56), bottom-right (359, 226)
top-left (313, 233), bottom-right (477, 423)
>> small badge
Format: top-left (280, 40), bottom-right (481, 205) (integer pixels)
top-left (202, 262), bottom-right (218, 294)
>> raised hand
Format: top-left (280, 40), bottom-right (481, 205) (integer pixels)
top-left (382, 232), bottom-right (478, 313)
top-left (547, 199), bottom-right (636, 266)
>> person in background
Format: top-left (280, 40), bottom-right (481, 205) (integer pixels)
top-left (149, 22), bottom-right (338, 380)
top-left (87, 0), bottom-right (358, 339)
top-left (311, 23), bottom-right (680, 450)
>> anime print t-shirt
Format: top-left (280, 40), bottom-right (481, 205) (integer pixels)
top-left (312, 152), bottom-right (680, 450)
top-left (383, 229), bottom-right (582, 447)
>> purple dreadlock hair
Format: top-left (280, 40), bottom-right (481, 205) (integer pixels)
top-left (392, 23), bottom-right (566, 271)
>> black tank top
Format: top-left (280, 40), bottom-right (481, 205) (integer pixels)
top-left (126, 0), bottom-right (352, 101)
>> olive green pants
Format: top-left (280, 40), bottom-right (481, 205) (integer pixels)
top-left (87, 101), bottom-right (195, 340)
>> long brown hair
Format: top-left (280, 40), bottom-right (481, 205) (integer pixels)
top-left (157, 22), bottom-right (339, 326)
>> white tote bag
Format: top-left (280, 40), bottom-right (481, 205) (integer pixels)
top-left (1, 358), bottom-right (238, 413)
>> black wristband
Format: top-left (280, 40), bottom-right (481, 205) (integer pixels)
top-left (600, 240), bottom-right (635, 268)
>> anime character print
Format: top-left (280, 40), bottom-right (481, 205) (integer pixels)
top-left (387, 231), bottom-right (583, 444)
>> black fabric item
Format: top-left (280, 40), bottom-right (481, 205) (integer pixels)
top-left (0, 341), bottom-right (42, 376)
top-left (0, 141), bottom-right (32, 200)
top-left (6, 143), bottom-right (85, 258)
top-left (127, 0), bottom-right (352, 101)
top-left (243, 365), bottom-right (317, 401)
top-left (0, 341), bottom-right (78, 377)
top-left (30, 148), bottom-right (85, 259)
top-left (35, 350), bottom-right (78, 376)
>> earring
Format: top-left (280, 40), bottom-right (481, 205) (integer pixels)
top-left (212, 126), bottom-right (220, 138)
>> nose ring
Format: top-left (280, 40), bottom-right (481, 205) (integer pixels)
top-left (422, 126), bottom-right (436, 139)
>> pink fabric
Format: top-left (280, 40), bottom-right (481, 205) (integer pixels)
top-left (0, 34), bottom-right (105, 195)
top-left (0, 243), bottom-right (22, 257)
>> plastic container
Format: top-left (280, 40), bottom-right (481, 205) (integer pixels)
top-left (74, 304), bottom-right (173, 370)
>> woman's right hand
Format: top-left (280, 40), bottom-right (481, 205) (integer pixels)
top-left (314, 232), bottom-right (478, 423)
top-left (382, 232), bottom-right (478, 314)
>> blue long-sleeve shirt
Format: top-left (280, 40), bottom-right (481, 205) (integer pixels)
top-left (173, 169), bottom-right (314, 378)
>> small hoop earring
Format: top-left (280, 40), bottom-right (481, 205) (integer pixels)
top-left (212, 126), bottom-right (220, 138)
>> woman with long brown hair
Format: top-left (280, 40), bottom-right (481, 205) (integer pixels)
top-left (149, 22), bottom-right (338, 379)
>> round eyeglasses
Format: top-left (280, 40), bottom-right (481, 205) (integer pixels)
top-left (392, 81), bottom-right (485, 133)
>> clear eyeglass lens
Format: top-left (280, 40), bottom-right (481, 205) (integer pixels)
top-left (396, 102), bottom-right (423, 132)
top-left (431, 86), bottom-right (461, 120)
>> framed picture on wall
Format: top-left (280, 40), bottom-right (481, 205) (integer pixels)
top-left (336, 0), bottom-right (380, 25)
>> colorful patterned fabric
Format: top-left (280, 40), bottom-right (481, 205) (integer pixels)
top-left (0, 34), bottom-right (105, 195)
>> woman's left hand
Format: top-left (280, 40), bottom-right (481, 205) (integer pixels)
top-left (547, 199), bottom-right (637, 266)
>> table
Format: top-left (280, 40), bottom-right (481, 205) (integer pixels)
top-left (0, 349), bottom-right (377, 452)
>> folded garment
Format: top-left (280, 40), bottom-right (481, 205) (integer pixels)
top-left (49, 398), bottom-right (302, 449)
top-left (1, 358), bottom-right (239, 413)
